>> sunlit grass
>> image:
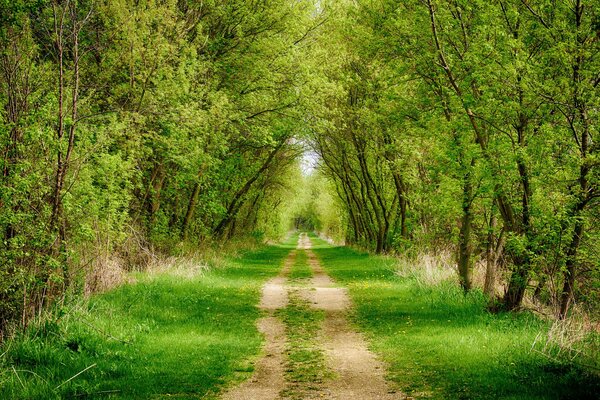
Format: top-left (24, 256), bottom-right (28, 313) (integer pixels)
top-left (313, 245), bottom-right (599, 400)
top-left (0, 243), bottom-right (292, 399)
top-left (288, 250), bottom-right (311, 281)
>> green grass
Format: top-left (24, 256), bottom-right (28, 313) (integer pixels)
top-left (311, 243), bottom-right (600, 400)
top-left (5, 231), bottom-right (595, 399)
top-left (277, 246), bottom-right (330, 399)
top-left (0, 243), bottom-right (293, 399)
top-left (288, 250), bottom-right (311, 282)
top-left (278, 292), bottom-right (327, 399)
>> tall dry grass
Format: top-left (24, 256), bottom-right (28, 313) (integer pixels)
top-left (394, 248), bottom-right (457, 286)
top-left (532, 309), bottom-right (600, 375)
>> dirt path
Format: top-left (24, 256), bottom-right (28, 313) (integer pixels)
top-left (300, 236), bottom-right (403, 400)
top-left (222, 234), bottom-right (404, 399)
top-left (221, 251), bottom-right (294, 400)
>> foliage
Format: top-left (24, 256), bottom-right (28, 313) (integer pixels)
top-left (0, 0), bottom-right (320, 332)
top-left (0, 0), bottom-right (598, 380)
top-left (305, 0), bottom-right (599, 316)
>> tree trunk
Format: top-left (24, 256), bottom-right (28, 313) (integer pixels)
top-left (181, 181), bottom-right (201, 241)
top-left (484, 215), bottom-right (505, 298)
top-left (558, 219), bottom-right (584, 318)
top-left (148, 163), bottom-right (166, 225)
top-left (391, 172), bottom-right (408, 239)
top-left (503, 260), bottom-right (529, 310)
top-left (213, 140), bottom-right (285, 237)
top-left (49, 3), bottom-right (66, 231)
top-left (1, 28), bottom-right (30, 246)
top-left (458, 160), bottom-right (474, 292)
top-left (557, 0), bottom-right (591, 320)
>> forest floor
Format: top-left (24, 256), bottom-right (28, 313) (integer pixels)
top-left (1, 232), bottom-right (597, 399)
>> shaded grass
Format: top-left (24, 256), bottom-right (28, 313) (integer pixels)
top-left (0, 243), bottom-right (292, 399)
top-left (312, 244), bottom-right (600, 400)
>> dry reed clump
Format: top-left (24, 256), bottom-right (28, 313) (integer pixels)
top-left (394, 249), bottom-right (457, 286)
top-left (531, 309), bottom-right (600, 374)
top-left (145, 240), bottom-right (248, 278)
top-left (83, 229), bottom-right (257, 294)
top-left (82, 226), bottom-right (156, 296)
top-left (119, 226), bottom-right (158, 271)
top-left (146, 254), bottom-right (211, 279)
top-left (471, 259), bottom-right (508, 297)
top-left (84, 255), bottom-right (132, 296)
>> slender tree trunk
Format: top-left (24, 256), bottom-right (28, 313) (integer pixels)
top-left (484, 213), bottom-right (498, 297)
top-left (533, 276), bottom-right (546, 303)
top-left (458, 159), bottom-right (474, 292)
top-left (559, 218), bottom-right (584, 318)
top-left (427, 0), bottom-right (536, 309)
top-left (213, 140), bottom-right (285, 237)
top-left (50, 3), bottom-right (66, 231)
top-left (557, 0), bottom-right (591, 320)
top-left (351, 131), bottom-right (387, 253)
top-left (1, 30), bottom-right (30, 246)
top-left (483, 216), bottom-right (504, 299)
top-left (181, 181), bottom-right (201, 241)
top-left (148, 163), bottom-right (166, 225)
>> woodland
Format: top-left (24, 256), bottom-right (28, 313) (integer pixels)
top-left (0, 0), bottom-right (598, 391)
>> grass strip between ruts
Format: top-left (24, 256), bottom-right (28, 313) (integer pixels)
top-left (277, 248), bottom-right (331, 399)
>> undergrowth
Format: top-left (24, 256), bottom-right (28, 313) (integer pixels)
top-left (310, 234), bottom-right (600, 400)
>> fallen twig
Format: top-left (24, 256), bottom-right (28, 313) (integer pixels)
top-left (55, 363), bottom-right (97, 390)
top-left (13, 369), bottom-right (49, 384)
top-left (80, 319), bottom-right (131, 344)
top-left (11, 366), bottom-right (25, 389)
top-left (74, 389), bottom-right (121, 397)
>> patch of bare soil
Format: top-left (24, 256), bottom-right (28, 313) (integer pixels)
top-left (304, 246), bottom-right (405, 400)
top-left (221, 251), bottom-right (294, 400)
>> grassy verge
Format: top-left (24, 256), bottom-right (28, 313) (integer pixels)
top-left (311, 238), bottom-right (599, 400)
top-left (288, 250), bottom-right (311, 281)
top-left (0, 241), bottom-right (294, 399)
top-left (278, 248), bottom-right (329, 399)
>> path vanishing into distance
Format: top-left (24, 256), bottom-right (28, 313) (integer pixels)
top-left (222, 233), bottom-right (404, 400)
top-left (2, 232), bottom-right (596, 399)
